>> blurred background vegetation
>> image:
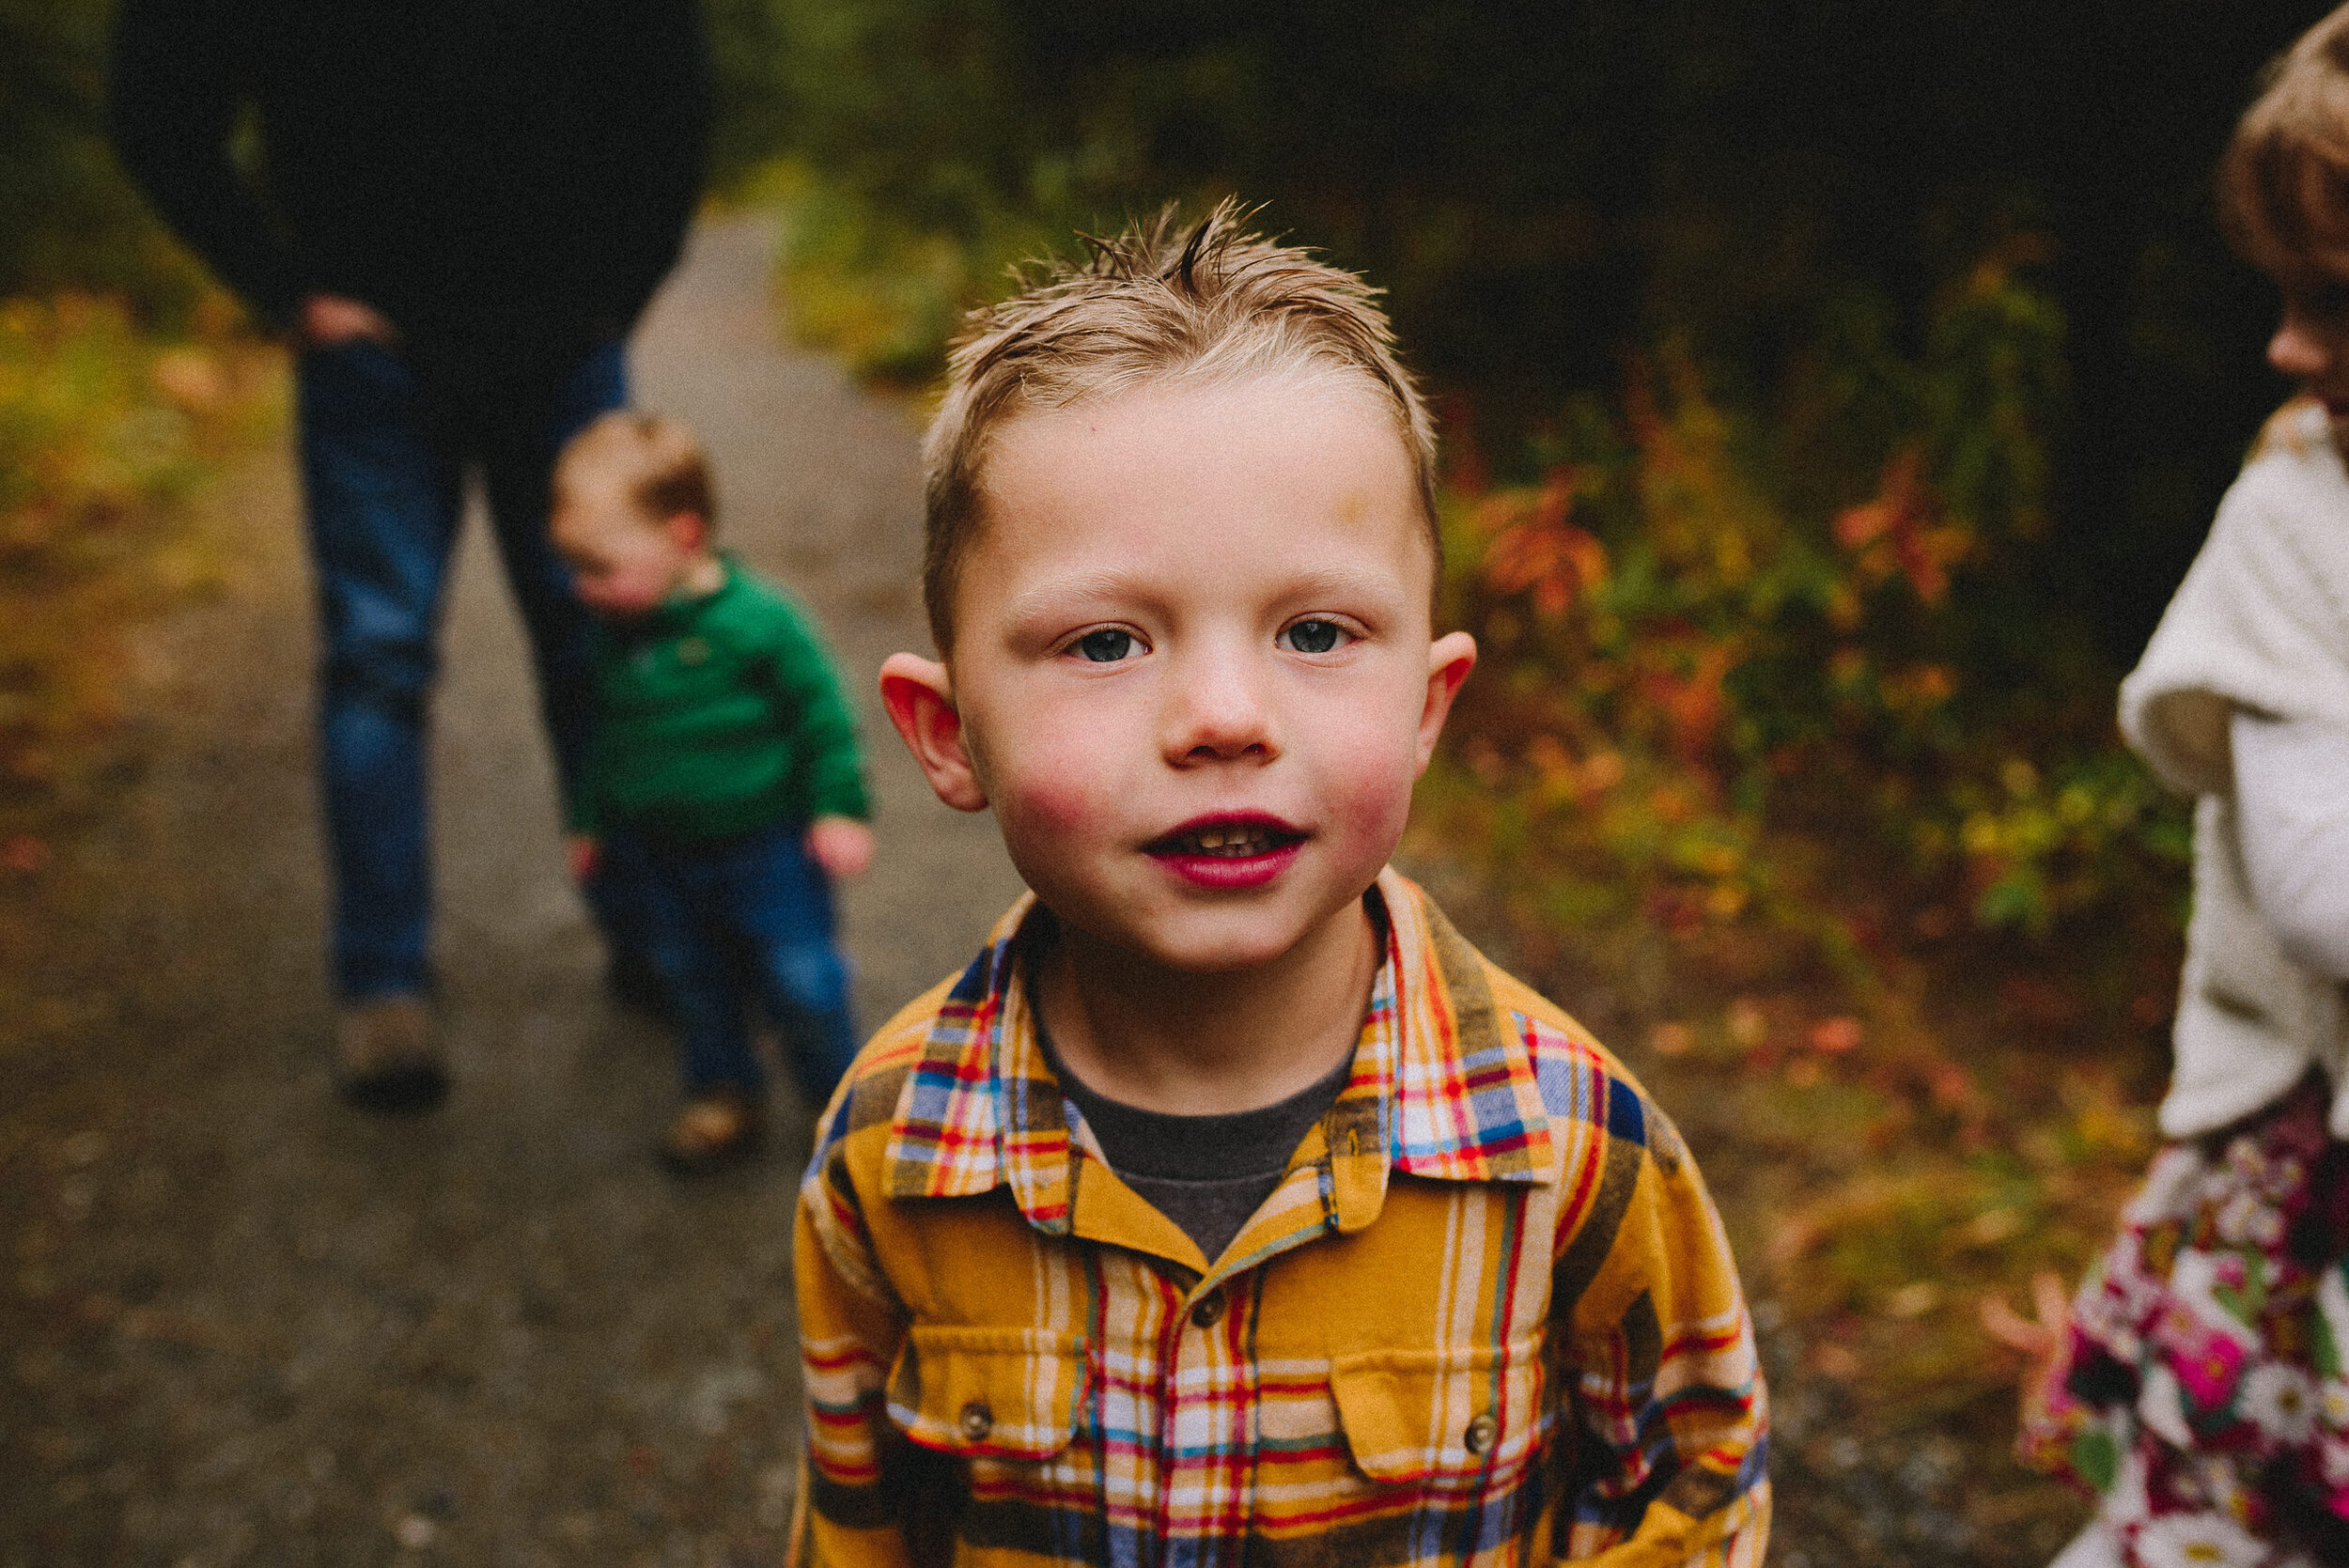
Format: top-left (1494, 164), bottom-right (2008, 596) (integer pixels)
top-left (6, 1), bottom-right (2339, 1560)
top-left (0, 0), bottom-right (272, 882)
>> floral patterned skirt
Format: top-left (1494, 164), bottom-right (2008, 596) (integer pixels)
top-left (2025, 1075), bottom-right (2349, 1568)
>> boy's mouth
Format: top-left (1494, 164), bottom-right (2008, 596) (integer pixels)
top-left (1145, 815), bottom-right (1307, 859)
top-left (1144, 815), bottom-right (1308, 889)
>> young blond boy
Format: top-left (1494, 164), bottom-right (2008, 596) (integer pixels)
top-left (552, 413), bottom-right (875, 1172)
top-left (792, 207), bottom-right (1767, 1565)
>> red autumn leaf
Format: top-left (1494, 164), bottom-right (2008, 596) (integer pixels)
top-left (1485, 518), bottom-right (1609, 617)
top-left (1833, 447), bottom-right (1960, 604)
top-left (1809, 1017), bottom-right (1863, 1055)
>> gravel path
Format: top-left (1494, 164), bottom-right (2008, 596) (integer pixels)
top-left (0, 214), bottom-right (1022, 1568)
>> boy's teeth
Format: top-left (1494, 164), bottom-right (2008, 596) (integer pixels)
top-left (1182, 825), bottom-right (1272, 856)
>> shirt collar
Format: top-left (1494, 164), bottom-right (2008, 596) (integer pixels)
top-left (879, 868), bottom-right (1557, 1236)
top-left (614, 552), bottom-right (736, 639)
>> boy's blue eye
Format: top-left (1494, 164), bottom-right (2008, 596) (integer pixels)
top-left (1075, 628), bottom-right (1136, 662)
top-left (1282, 619), bottom-right (1345, 654)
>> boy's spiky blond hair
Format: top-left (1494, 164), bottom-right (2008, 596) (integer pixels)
top-left (920, 200), bottom-right (1437, 655)
top-left (2222, 4), bottom-right (2349, 276)
top-left (553, 411), bottom-right (715, 537)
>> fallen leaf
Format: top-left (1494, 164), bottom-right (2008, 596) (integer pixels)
top-left (1886, 1281), bottom-right (1942, 1319)
top-left (1812, 1342), bottom-right (1862, 1379)
top-left (1960, 1207), bottom-right (2024, 1247)
top-left (1809, 1017), bottom-right (1863, 1055)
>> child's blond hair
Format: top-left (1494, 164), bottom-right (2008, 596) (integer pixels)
top-left (920, 200), bottom-right (1437, 655)
top-left (553, 411), bottom-right (714, 537)
top-left (2222, 4), bottom-right (2349, 276)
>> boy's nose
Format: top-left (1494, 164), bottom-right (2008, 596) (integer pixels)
top-left (1161, 649), bottom-right (1278, 765)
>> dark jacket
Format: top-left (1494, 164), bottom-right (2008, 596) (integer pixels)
top-left (109, 0), bottom-right (710, 382)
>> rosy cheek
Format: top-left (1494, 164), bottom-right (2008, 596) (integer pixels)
top-left (1314, 729), bottom-right (1421, 842)
top-left (1003, 766), bottom-right (1104, 837)
top-left (976, 719), bottom-right (1122, 839)
top-left (1333, 776), bottom-right (1414, 845)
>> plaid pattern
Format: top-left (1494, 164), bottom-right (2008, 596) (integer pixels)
top-left (793, 870), bottom-right (1768, 1567)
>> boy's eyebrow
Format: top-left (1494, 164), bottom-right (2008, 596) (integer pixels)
top-left (999, 562), bottom-right (1411, 628)
top-left (999, 568), bottom-right (1156, 623)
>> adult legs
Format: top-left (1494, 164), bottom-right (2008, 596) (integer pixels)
top-left (475, 340), bottom-right (651, 977)
top-left (476, 339), bottom-right (626, 802)
top-left (297, 342), bottom-right (465, 1002)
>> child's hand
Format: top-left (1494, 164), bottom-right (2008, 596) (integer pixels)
top-left (805, 815), bottom-right (875, 879)
top-left (1981, 1269), bottom-right (2073, 1421)
top-left (567, 833), bottom-right (601, 883)
top-left (299, 291), bottom-right (398, 348)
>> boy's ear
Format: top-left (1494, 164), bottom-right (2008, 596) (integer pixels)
top-left (879, 652), bottom-right (988, 813)
top-left (1413, 631), bottom-right (1478, 773)
top-left (665, 510), bottom-right (708, 552)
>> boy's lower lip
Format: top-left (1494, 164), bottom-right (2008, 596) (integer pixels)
top-left (1147, 841), bottom-right (1304, 889)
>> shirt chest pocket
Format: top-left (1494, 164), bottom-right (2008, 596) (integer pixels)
top-left (886, 1326), bottom-right (1090, 1463)
top-left (1329, 1334), bottom-right (1547, 1489)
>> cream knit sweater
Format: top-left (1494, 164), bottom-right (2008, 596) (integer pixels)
top-left (2119, 399), bottom-right (2349, 1140)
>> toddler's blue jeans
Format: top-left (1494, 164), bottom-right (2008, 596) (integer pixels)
top-left (609, 820), bottom-right (861, 1109)
top-left (296, 338), bottom-right (631, 1000)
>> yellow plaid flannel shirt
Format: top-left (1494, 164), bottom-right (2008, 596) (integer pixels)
top-left (793, 870), bottom-right (1768, 1567)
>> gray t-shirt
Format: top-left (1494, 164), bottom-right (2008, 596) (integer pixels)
top-left (1044, 1035), bottom-right (1355, 1266)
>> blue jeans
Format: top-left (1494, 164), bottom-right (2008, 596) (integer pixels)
top-left (297, 339), bottom-right (630, 1000)
top-left (609, 821), bottom-right (861, 1106)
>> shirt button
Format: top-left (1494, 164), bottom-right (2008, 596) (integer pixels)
top-left (958, 1399), bottom-right (993, 1441)
top-left (1190, 1291), bottom-right (1226, 1327)
top-left (1463, 1413), bottom-right (1499, 1455)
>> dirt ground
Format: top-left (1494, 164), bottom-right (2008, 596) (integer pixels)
top-left (0, 214), bottom-right (2078, 1567)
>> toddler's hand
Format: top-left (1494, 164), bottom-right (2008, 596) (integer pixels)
top-left (299, 292), bottom-right (398, 348)
top-left (805, 815), bottom-right (875, 879)
top-left (567, 833), bottom-right (601, 883)
top-left (1981, 1269), bottom-right (2073, 1422)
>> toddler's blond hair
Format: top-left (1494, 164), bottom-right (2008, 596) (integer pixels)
top-left (553, 411), bottom-right (714, 538)
top-left (921, 201), bottom-right (1437, 655)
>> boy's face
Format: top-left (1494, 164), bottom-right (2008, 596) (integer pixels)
top-left (553, 486), bottom-right (694, 618)
top-left (882, 375), bottom-right (1475, 976)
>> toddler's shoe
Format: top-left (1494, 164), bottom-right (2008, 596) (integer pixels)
top-left (659, 1090), bottom-right (763, 1175)
top-left (334, 994), bottom-right (447, 1112)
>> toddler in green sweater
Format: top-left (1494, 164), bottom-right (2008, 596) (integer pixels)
top-left (552, 411), bottom-right (874, 1172)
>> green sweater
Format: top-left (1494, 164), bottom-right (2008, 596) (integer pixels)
top-left (573, 559), bottom-right (870, 842)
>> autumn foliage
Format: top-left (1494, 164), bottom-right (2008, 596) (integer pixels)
top-left (1426, 250), bottom-right (2186, 991)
